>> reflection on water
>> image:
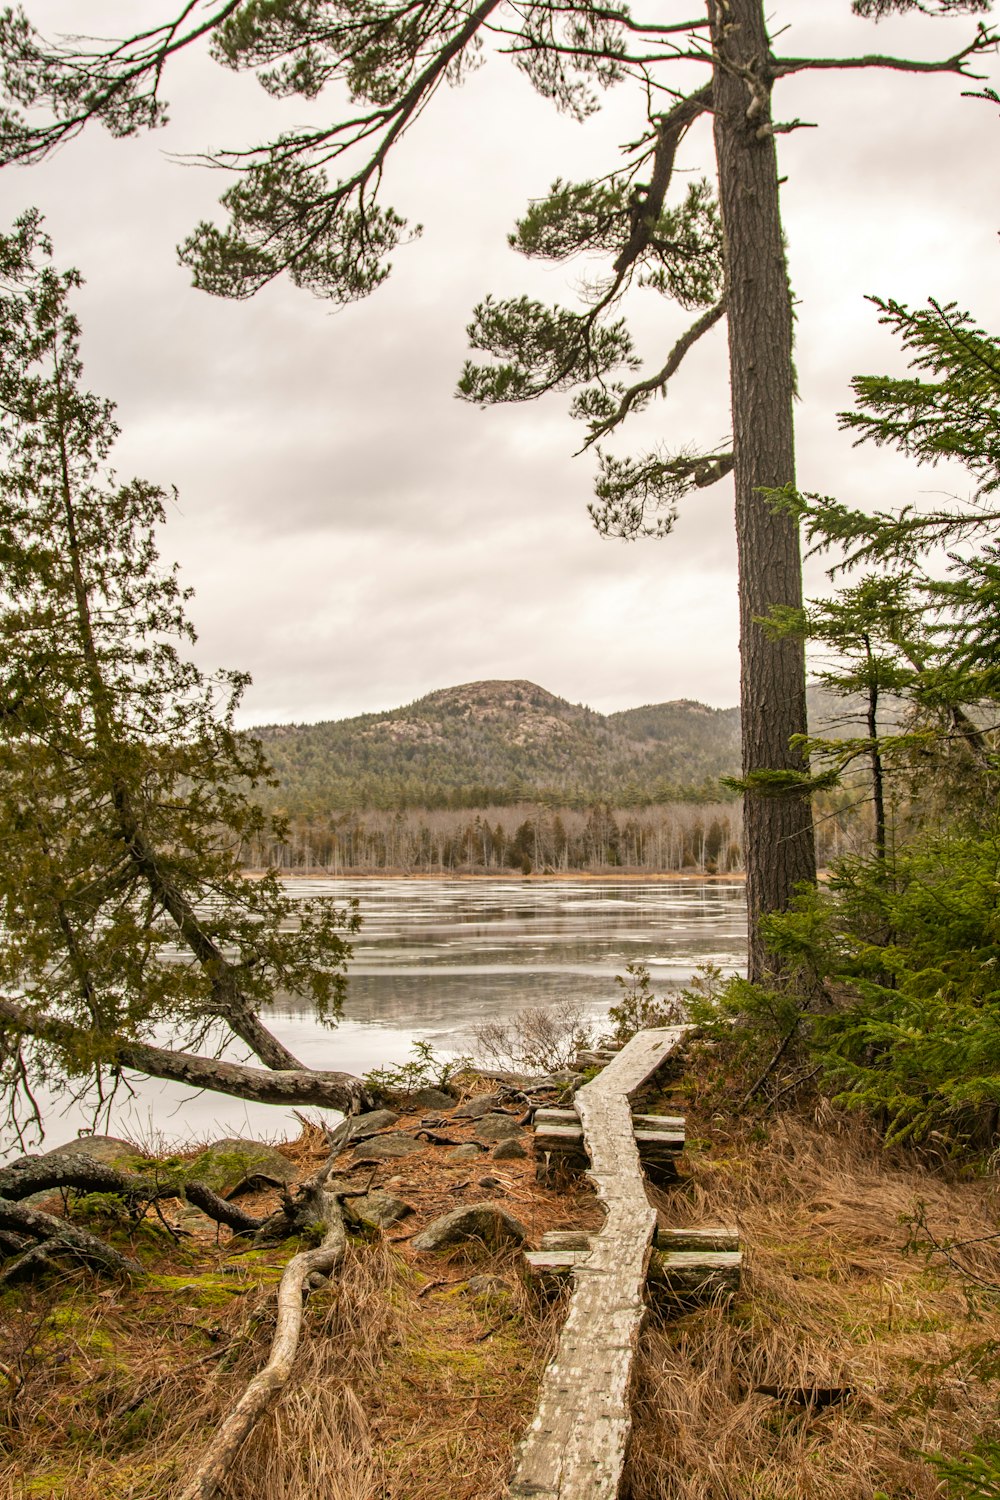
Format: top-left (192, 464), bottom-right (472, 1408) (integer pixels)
top-left (23, 878), bottom-right (746, 1151)
top-left (273, 878), bottom-right (747, 1049)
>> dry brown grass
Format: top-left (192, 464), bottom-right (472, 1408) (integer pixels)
top-left (9, 1083), bottom-right (1000, 1500)
top-left (626, 1101), bottom-right (1000, 1500)
top-left (0, 1105), bottom-right (575, 1500)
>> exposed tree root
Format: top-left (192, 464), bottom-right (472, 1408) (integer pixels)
top-left (0, 1152), bottom-right (271, 1283)
top-left (175, 1167), bottom-right (349, 1500)
top-left (183, 1182), bottom-right (264, 1238)
top-left (0, 1195), bottom-right (142, 1282)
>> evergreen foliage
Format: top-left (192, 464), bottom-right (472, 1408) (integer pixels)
top-left (698, 290), bottom-right (1000, 1150)
top-left (0, 214), bottom-right (357, 1136)
top-left (3, 2), bottom-right (993, 970)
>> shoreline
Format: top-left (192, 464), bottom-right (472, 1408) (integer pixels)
top-left (247, 869), bottom-right (747, 882)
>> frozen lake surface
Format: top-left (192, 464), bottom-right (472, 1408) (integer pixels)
top-left (27, 877), bottom-right (746, 1150)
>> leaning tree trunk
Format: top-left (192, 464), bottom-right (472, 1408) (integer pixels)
top-left (709, 0), bottom-right (816, 980)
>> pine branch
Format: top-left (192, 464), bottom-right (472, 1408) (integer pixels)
top-left (579, 297), bottom-right (726, 448)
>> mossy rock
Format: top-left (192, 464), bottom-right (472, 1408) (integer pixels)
top-left (184, 1138), bottom-right (294, 1196)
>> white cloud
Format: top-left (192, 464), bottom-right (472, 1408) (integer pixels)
top-left (3, 0), bottom-right (998, 724)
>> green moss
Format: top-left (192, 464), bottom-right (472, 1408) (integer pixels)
top-left (46, 1304), bottom-right (117, 1355)
top-left (144, 1271), bottom-right (254, 1307)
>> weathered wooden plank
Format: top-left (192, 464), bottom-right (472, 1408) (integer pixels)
top-left (533, 1126), bottom-right (684, 1159)
top-left (523, 1248), bottom-right (592, 1286)
top-left (655, 1226), bottom-right (739, 1254)
top-left (533, 1108), bottom-right (685, 1131)
top-left (632, 1113), bottom-right (686, 1132)
top-left (634, 1127), bottom-right (685, 1156)
top-left (534, 1227), bottom-right (741, 1256)
top-left (648, 1248), bottom-right (742, 1300)
top-left (508, 1025), bottom-right (693, 1500)
top-left (538, 1230), bottom-right (593, 1251)
top-left (525, 1246), bottom-right (742, 1301)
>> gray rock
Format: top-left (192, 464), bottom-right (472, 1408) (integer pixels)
top-left (409, 1087), bottom-right (456, 1112)
top-left (347, 1108), bottom-right (401, 1138)
top-left (492, 1138), bottom-right (527, 1161)
top-left (474, 1114), bottom-right (522, 1143)
top-left (350, 1190), bottom-right (414, 1230)
top-left (411, 1202), bottom-right (529, 1252)
top-left (46, 1135), bottom-right (143, 1167)
top-left (452, 1094), bottom-right (501, 1121)
top-left (478, 1176), bottom-right (501, 1191)
top-left (350, 1133), bottom-right (421, 1163)
top-left (447, 1143), bottom-right (485, 1162)
top-left (186, 1138), bottom-right (295, 1195)
top-left (326, 1109), bottom-right (400, 1154)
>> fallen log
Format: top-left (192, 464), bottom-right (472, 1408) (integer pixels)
top-left (0, 1151), bottom-right (161, 1204)
top-left (0, 1152), bottom-right (268, 1277)
top-left (0, 996), bottom-right (377, 1115)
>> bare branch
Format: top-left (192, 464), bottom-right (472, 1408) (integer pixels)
top-left (612, 83), bottom-right (712, 278)
top-left (0, 0), bottom-right (246, 164)
top-left (773, 23), bottom-right (998, 80)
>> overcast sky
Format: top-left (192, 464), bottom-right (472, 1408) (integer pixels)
top-left (3, 1), bottom-right (999, 725)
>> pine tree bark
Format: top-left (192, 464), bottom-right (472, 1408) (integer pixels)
top-left (709, 0), bottom-right (816, 979)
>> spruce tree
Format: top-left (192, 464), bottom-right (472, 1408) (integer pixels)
top-left (0, 213), bottom-right (370, 1141)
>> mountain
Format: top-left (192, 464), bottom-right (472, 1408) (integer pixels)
top-left (251, 679), bottom-right (743, 812)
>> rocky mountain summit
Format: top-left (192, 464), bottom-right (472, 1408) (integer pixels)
top-left (252, 680), bottom-right (743, 810)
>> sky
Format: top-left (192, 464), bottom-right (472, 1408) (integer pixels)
top-left (3, 0), bottom-right (999, 726)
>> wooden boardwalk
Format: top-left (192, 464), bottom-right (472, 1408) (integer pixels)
top-left (508, 1026), bottom-right (693, 1500)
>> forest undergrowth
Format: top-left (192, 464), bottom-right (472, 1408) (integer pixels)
top-left (5, 1067), bottom-right (1000, 1500)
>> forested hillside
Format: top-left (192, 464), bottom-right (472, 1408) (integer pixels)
top-left (252, 679), bottom-right (742, 813)
top-left (243, 680), bottom-right (870, 873)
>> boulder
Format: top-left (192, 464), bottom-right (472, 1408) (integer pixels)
top-left (346, 1109), bottom-right (401, 1138)
top-left (447, 1143), bottom-right (485, 1162)
top-left (452, 1094), bottom-right (502, 1121)
top-left (492, 1138), bottom-right (527, 1161)
top-left (349, 1190), bottom-right (414, 1230)
top-left (350, 1133), bottom-right (421, 1163)
top-left (411, 1202), bottom-right (528, 1252)
top-left (467, 1274), bottom-right (511, 1297)
top-left (47, 1135), bottom-right (144, 1168)
top-left (326, 1109), bottom-right (400, 1155)
top-left (474, 1114), bottom-right (522, 1143)
top-left (185, 1138), bottom-right (295, 1196)
top-left (409, 1087), bottom-right (457, 1112)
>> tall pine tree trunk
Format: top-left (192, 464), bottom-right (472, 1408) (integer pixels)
top-left (709, 0), bottom-right (816, 979)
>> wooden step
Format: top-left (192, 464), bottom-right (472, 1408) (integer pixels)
top-left (533, 1107), bottom-right (685, 1167)
top-left (524, 1242), bottom-right (742, 1300)
top-left (533, 1107), bottom-right (684, 1131)
top-left (648, 1248), bottom-right (742, 1299)
top-left (533, 1122), bottom-right (684, 1160)
top-left (656, 1226), bottom-right (739, 1254)
top-left (523, 1248), bottom-right (592, 1286)
top-left (538, 1226), bottom-right (740, 1254)
top-left (538, 1230), bottom-right (593, 1251)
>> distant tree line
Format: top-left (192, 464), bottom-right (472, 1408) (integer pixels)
top-left (240, 799), bottom-right (863, 875)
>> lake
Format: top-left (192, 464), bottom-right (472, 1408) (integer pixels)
top-left (29, 877), bottom-right (747, 1150)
